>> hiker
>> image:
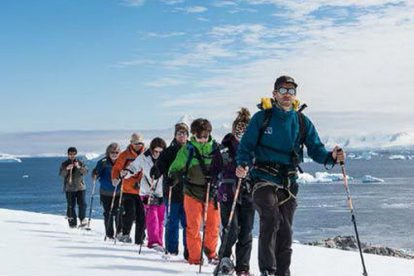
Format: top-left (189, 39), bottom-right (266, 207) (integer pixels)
top-left (150, 123), bottom-right (190, 258)
top-left (212, 108), bottom-right (254, 276)
top-left (169, 118), bottom-right (220, 265)
top-left (235, 75), bottom-right (346, 276)
top-left (59, 147), bottom-right (88, 228)
top-left (111, 133), bottom-right (146, 245)
top-left (127, 137), bottom-right (167, 251)
top-left (92, 142), bottom-right (121, 239)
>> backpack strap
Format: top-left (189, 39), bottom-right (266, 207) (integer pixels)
top-left (191, 143), bottom-right (210, 177)
top-left (256, 108), bottom-right (273, 147)
top-left (184, 143), bottom-right (195, 177)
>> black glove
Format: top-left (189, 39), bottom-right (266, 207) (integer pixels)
top-left (150, 166), bottom-right (161, 180)
top-left (241, 178), bottom-right (252, 194)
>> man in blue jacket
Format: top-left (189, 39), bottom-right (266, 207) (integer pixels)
top-left (236, 75), bottom-right (345, 276)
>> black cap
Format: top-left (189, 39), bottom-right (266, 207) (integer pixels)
top-left (67, 147), bottom-right (77, 154)
top-left (274, 75), bottom-right (298, 90)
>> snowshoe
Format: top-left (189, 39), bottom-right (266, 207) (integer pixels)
top-left (151, 244), bottom-right (165, 253)
top-left (117, 234), bottom-right (132, 243)
top-left (213, 257), bottom-right (234, 275)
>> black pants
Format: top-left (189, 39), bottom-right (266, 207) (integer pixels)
top-left (100, 194), bottom-right (121, 238)
top-left (253, 184), bottom-right (297, 276)
top-left (219, 199), bottom-right (255, 272)
top-left (66, 190), bottom-right (86, 227)
top-left (122, 193), bottom-right (146, 244)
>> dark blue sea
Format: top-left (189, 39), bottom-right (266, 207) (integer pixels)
top-left (0, 151), bottom-right (413, 252)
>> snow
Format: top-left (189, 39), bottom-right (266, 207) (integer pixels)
top-left (1, 208), bottom-right (413, 276)
top-left (0, 153), bottom-right (22, 163)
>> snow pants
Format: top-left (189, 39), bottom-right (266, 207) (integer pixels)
top-left (100, 194), bottom-right (121, 238)
top-left (122, 193), bottom-right (146, 244)
top-left (165, 201), bottom-right (187, 255)
top-left (143, 199), bottom-right (165, 248)
top-left (253, 183), bottom-right (297, 276)
top-left (184, 194), bottom-right (220, 264)
top-left (66, 190), bottom-right (86, 227)
top-left (219, 199), bottom-right (255, 272)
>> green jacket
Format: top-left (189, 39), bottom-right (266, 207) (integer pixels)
top-left (169, 136), bottom-right (216, 202)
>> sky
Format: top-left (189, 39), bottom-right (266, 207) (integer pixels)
top-left (0, 0), bottom-right (413, 134)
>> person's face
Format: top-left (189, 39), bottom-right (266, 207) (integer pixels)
top-left (273, 82), bottom-right (297, 109)
top-left (68, 152), bottom-right (77, 161)
top-left (194, 131), bottom-right (210, 144)
top-left (175, 130), bottom-right (188, 145)
top-left (151, 147), bottom-right (163, 159)
top-left (131, 142), bottom-right (144, 152)
top-left (109, 148), bottom-right (120, 161)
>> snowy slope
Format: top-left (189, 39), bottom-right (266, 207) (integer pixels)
top-left (1, 209), bottom-right (413, 275)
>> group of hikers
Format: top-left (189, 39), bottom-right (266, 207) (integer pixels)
top-left (59, 75), bottom-right (345, 276)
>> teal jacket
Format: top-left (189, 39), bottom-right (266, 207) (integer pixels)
top-left (236, 106), bottom-right (335, 184)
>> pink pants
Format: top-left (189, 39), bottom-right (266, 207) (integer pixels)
top-left (143, 200), bottom-right (165, 248)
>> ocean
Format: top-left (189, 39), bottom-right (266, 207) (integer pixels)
top-left (0, 151), bottom-right (413, 252)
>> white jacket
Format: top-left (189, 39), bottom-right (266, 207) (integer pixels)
top-left (127, 149), bottom-right (163, 198)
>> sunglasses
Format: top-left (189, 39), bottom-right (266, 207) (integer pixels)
top-left (176, 131), bottom-right (188, 136)
top-left (132, 142), bottom-right (144, 146)
top-left (276, 87), bottom-right (296, 96)
top-left (195, 134), bottom-right (209, 139)
top-left (153, 149), bottom-right (163, 154)
top-left (110, 151), bottom-right (119, 154)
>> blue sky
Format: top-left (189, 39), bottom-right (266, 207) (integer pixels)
top-left (0, 0), bottom-right (413, 134)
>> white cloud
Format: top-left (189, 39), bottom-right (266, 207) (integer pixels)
top-left (146, 31), bottom-right (186, 38)
top-left (155, 1), bottom-right (414, 133)
top-left (175, 6), bottom-right (208, 13)
top-left (145, 77), bottom-right (186, 88)
top-left (161, 0), bottom-right (185, 5)
top-left (122, 0), bottom-right (146, 7)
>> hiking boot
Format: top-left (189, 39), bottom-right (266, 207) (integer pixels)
top-left (117, 234), bottom-right (132, 243)
top-left (208, 254), bottom-right (220, 265)
top-left (237, 271), bottom-right (253, 276)
top-left (150, 243), bottom-right (164, 252)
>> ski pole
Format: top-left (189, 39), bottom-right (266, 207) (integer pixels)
top-left (338, 149), bottom-right (368, 276)
top-left (214, 177), bottom-right (243, 276)
top-left (164, 185), bottom-right (173, 255)
top-left (114, 177), bottom-right (125, 245)
top-left (199, 181), bottom-right (211, 273)
top-left (85, 178), bottom-right (97, 231)
top-left (104, 187), bottom-right (118, 241)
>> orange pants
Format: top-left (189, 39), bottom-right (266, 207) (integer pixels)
top-left (184, 194), bottom-right (220, 264)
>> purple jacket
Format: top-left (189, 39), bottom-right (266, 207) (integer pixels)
top-left (212, 133), bottom-right (239, 203)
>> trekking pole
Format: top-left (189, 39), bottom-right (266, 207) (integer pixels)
top-left (85, 178), bottom-right (97, 231)
top-left (199, 181), bottom-right (211, 273)
top-left (114, 177), bottom-right (125, 245)
top-left (104, 187), bottom-right (118, 241)
top-left (164, 185), bottom-right (173, 255)
top-left (214, 177), bottom-right (243, 276)
top-left (338, 149), bottom-right (368, 276)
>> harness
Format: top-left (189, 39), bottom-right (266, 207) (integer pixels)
top-left (253, 103), bottom-right (308, 206)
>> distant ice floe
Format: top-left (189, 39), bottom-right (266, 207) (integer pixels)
top-left (362, 175), bottom-right (384, 183)
top-left (0, 153), bottom-right (22, 163)
top-left (347, 151), bottom-right (379, 160)
top-left (22, 175), bottom-right (29, 179)
top-left (297, 172), bottom-right (352, 184)
top-left (83, 152), bottom-right (103, 161)
top-left (389, 155), bottom-right (406, 160)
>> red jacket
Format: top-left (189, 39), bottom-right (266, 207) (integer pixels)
top-left (112, 145), bottom-right (144, 195)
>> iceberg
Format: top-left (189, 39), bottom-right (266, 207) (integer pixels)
top-left (298, 172), bottom-right (352, 184)
top-left (362, 175), bottom-right (384, 183)
top-left (389, 155), bottom-right (406, 160)
top-left (0, 153), bottom-right (22, 163)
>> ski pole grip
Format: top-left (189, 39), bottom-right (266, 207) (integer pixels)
top-left (337, 148), bottom-right (345, 166)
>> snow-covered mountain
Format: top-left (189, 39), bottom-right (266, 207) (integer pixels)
top-left (0, 126), bottom-right (413, 157)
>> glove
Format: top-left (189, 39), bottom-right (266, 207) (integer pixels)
top-left (241, 178), bottom-right (252, 194)
top-left (150, 166), bottom-right (161, 180)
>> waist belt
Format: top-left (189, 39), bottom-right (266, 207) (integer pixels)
top-left (254, 162), bottom-right (297, 180)
top-left (252, 181), bottom-right (296, 207)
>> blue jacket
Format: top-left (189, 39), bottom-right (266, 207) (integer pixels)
top-left (93, 157), bottom-right (120, 196)
top-left (236, 106), bottom-right (334, 184)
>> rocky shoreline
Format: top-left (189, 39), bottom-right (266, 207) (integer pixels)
top-left (307, 236), bottom-right (414, 259)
